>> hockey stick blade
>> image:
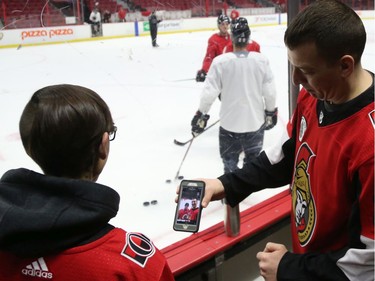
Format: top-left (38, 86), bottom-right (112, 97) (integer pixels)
top-left (173, 119), bottom-right (220, 146)
top-left (174, 138), bottom-right (191, 146)
top-left (164, 78), bottom-right (196, 82)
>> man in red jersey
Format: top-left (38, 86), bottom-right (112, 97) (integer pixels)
top-left (0, 84), bottom-right (175, 281)
top-left (181, 1), bottom-right (374, 280)
top-left (189, 199), bottom-right (200, 224)
top-left (230, 9), bottom-right (239, 21)
top-left (196, 14), bottom-right (230, 82)
top-left (177, 202), bottom-right (191, 220)
top-left (118, 6), bottom-right (126, 22)
top-left (191, 17), bottom-right (277, 174)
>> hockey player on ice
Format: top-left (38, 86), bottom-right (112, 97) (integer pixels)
top-left (195, 14), bottom-right (231, 82)
top-left (191, 17), bottom-right (278, 174)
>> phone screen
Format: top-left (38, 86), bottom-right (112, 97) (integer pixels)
top-left (173, 180), bottom-right (205, 233)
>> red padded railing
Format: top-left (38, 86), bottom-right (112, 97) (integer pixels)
top-left (162, 189), bottom-right (291, 276)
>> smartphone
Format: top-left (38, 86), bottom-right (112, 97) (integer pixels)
top-left (173, 180), bottom-right (205, 233)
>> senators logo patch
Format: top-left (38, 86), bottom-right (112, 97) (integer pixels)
top-left (292, 143), bottom-right (316, 247)
top-left (121, 232), bottom-right (156, 267)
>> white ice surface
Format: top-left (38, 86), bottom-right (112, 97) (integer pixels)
top-left (0, 21), bottom-right (374, 250)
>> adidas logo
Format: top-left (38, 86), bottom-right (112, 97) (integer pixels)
top-left (21, 257), bottom-right (53, 279)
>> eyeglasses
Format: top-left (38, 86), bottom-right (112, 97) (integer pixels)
top-left (109, 126), bottom-right (117, 141)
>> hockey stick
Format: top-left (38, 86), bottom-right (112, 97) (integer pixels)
top-left (164, 78), bottom-right (196, 82)
top-left (174, 137), bottom-right (195, 180)
top-left (173, 120), bottom-right (271, 180)
top-left (174, 119), bottom-right (220, 146)
top-left (172, 78), bottom-right (195, 82)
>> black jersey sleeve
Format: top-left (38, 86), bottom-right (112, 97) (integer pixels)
top-left (278, 250), bottom-right (350, 281)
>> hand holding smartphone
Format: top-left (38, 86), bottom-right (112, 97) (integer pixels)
top-left (173, 180), bottom-right (205, 233)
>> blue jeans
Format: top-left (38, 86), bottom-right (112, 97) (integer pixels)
top-left (219, 126), bottom-right (264, 174)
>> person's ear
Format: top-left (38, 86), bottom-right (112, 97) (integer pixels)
top-left (98, 132), bottom-right (110, 160)
top-left (92, 132), bottom-right (109, 181)
top-left (339, 55), bottom-right (354, 77)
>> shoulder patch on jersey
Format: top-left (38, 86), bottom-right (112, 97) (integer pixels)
top-left (121, 232), bottom-right (156, 268)
top-left (299, 116), bottom-right (307, 142)
top-left (368, 110), bottom-right (375, 129)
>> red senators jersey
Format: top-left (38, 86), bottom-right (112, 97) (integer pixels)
top-left (290, 88), bottom-right (374, 253)
top-left (189, 208), bottom-right (200, 222)
top-left (0, 228), bottom-right (175, 281)
top-left (200, 33), bottom-right (230, 73)
top-left (219, 79), bottom-right (374, 280)
top-left (178, 208), bottom-right (190, 220)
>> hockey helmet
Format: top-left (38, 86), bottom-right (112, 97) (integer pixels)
top-left (217, 14), bottom-right (230, 25)
top-left (231, 17), bottom-right (250, 44)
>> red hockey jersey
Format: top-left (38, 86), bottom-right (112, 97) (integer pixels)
top-left (200, 33), bottom-right (230, 73)
top-left (290, 88), bottom-right (374, 253)
top-left (0, 168), bottom-right (175, 281)
top-left (0, 228), bottom-right (175, 281)
top-left (219, 82), bottom-right (374, 280)
top-left (223, 39), bottom-right (261, 53)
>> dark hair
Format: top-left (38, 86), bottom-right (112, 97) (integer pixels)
top-left (19, 84), bottom-right (114, 178)
top-left (284, 0), bottom-right (366, 65)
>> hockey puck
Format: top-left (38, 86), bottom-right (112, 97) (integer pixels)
top-left (165, 179), bottom-right (172, 183)
top-left (178, 175), bottom-right (184, 180)
top-left (143, 200), bottom-right (157, 206)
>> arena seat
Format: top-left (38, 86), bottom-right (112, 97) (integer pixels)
top-left (1, 0), bottom-right (68, 29)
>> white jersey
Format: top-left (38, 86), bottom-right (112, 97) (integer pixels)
top-left (90, 10), bottom-right (101, 23)
top-left (198, 51), bottom-right (277, 133)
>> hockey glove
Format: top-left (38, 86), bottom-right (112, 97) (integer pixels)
top-left (191, 111), bottom-right (210, 136)
top-left (196, 70), bottom-right (207, 82)
top-left (264, 108), bottom-right (278, 130)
